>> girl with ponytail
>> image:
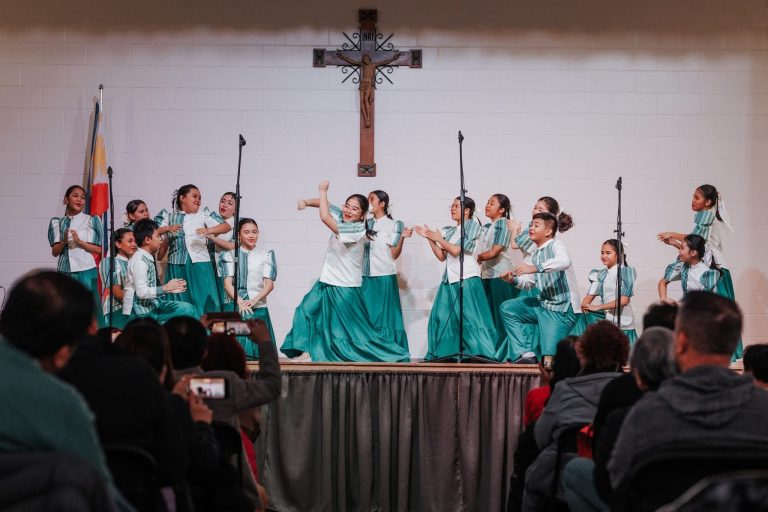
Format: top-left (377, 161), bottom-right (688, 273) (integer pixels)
top-left (362, 190), bottom-right (411, 351)
top-left (414, 196), bottom-right (500, 361)
top-left (477, 193), bottom-right (522, 344)
top-left (659, 234), bottom-right (721, 300)
top-left (657, 185), bottom-right (741, 358)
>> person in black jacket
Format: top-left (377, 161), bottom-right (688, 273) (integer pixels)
top-left (58, 334), bottom-right (188, 510)
top-left (561, 327), bottom-right (678, 512)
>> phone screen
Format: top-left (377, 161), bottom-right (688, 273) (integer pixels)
top-left (189, 377), bottom-right (228, 399)
top-left (211, 321), bottom-right (250, 336)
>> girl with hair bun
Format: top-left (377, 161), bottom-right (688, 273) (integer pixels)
top-left (512, 196), bottom-right (574, 256)
top-left (362, 190), bottom-right (411, 351)
top-left (477, 193), bottom-right (522, 344)
top-left (574, 239), bottom-right (638, 344)
top-left (282, 181), bottom-right (410, 362)
top-left (154, 184), bottom-right (232, 317)
top-left (414, 196), bottom-right (500, 361)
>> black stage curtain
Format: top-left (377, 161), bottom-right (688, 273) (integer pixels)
top-left (257, 369), bottom-right (539, 512)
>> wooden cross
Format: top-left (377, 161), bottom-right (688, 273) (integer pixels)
top-left (314, 9), bottom-right (422, 177)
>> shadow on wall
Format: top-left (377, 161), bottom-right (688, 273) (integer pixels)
top-left (3, 0), bottom-right (767, 36)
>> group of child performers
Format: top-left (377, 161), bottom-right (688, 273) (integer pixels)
top-left (49, 180), bottom-right (740, 363)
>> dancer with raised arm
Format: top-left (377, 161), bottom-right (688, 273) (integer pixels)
top-left (282, 181), bottom-right (410, 362)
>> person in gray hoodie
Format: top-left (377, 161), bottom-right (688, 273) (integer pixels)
top-left (608, 291), bottom-right (768, 490)
top-left (523, 320), bottom-right (629, 511)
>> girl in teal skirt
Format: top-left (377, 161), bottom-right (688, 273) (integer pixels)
top-left (207, 192), bottom-right (237, 309)
top-left (282, 181), bottom-right (411, 363)
top-left (659, 234), bottom-right (743, 359)
top-left (48, 185), bottom-right (104, 325)
top-left (99, 228), bottom-right (137, 330)
top-left (574, 239), bottom-right (638, 344)
top-left (362, 190), bottom-right (411, 351)
top-left (477, 193), bottom-right (521, 344)
top-left (155, 184), bottom-right (232, 317)
top-left (414, 196), bottom-right (500, 361)
top-left (222, 218), bottom-right (277, 360)
top-left (657, 185), bottom-right (742, 359)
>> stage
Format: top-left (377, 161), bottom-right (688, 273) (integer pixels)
top-left (252, 361), bottom-right (541, 512)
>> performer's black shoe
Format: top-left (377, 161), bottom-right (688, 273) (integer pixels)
top-left (511, 353), bottom-right (537, 365)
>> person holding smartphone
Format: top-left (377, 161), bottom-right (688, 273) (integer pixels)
top-left (167, 316), bottom-right (281, 429)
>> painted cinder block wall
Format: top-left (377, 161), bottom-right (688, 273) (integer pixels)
top-left (1, 0), bottom-right (766, 357)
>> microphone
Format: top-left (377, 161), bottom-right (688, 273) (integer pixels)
top-left (239, 134), bottom-right (246, 147)
top-left (458, 131), bottom-right (464, 143)
top-left (615, 176), bottom-right (622, 190)
top-left (107, 166), bottom-right (113, 177)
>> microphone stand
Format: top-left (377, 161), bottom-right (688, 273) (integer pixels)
top-left (232, 134), bottom-right (246, 314)
top-left (614, 177), bottom-right (624, 329)
top-left (107, 166), bottom-right (115, 330)
top-left (430, 131), bottom-right (495, 364)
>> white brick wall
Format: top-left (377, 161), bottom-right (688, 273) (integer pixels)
top-left (1, 0), bottom-right (767, 358)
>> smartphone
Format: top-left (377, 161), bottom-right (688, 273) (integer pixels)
top-left (189, 377), bottom-right (228, 399)
top-left (207, 311), bottom-right (250, 336)
top-left (542, 355), bottom-right (554, 371)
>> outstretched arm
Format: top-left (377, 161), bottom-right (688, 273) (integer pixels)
top-left (298, 198), bottom-right (320, 210)
top-left (336, 52), bottom-right (361, 66)
top-left (414, 225), bottom-right (446, 262)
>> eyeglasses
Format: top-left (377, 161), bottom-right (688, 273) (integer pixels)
top-left (343, 203), bottom-right (362, 213)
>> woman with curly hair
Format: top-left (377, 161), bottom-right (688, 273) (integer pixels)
top-left (522, 320), bottom-right (629, 511)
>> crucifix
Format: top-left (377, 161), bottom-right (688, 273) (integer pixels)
top-left (314, 9), bottom-right (422, 177)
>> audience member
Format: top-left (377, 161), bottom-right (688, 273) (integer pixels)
top-left (608, 292), bottom-right (768, 491)
top-left (0, 270), bottom-right (129, 510)
top-left (59, 331), bottom-right (188, 503)
top-left (165, 316), bottom-right (281, 428)
top-left (202, 333), bottom-right (270, 511)
top-left (523, 335), bottom-right (581, 428)
top-left (116, 321), bottom-right (253, 512)
top-left (743, 343), bottom-right (768, 389)
top-left (523, 321), bottom-right (629, 511)
top-left (563, 326), bottom-right (678, 511)
top-left (642, 301), bottom-right (678, 330)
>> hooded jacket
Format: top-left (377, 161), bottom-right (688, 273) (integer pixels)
top-left (608, 365), bottom-right (768, 488)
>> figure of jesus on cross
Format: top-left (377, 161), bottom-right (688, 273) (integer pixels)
top-left (314, 10), bottom-right (422, 177)
top-left (336, 51), bottom-right (401, 128)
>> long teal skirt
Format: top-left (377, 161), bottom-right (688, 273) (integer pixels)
top-left (570, 311), bottom-right (638, 345)
top-left (482, 277), bottom-right (521, 344)
top-left (237, 307), bottom-right (276, 361)
top-left (362, 275), bottom-right (409, 351)
top-left (67, 267), bottom-right (104, 328)
top-left (282, 281), bottom-right (411, 363)
top-left (715, 268), bottom-right (743, 361)
top-left (425, 277), bottom-right (500, 361)
top-left (166, 256), bottom-right (221, 318)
